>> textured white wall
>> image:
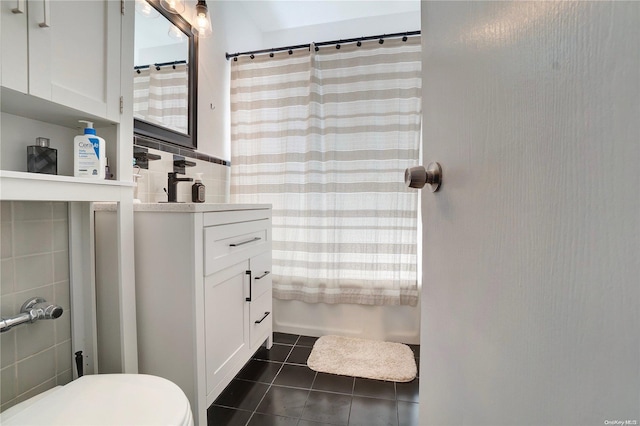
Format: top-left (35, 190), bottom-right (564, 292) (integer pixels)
top-left (195, 2), bottom-right (263, 161)
top-left (420, 1), bottom-right (639, 424)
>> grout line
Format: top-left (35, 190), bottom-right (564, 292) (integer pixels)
top-left (244, 338), bottom-right (297, 426)
top-left (283, 341), bottom-right (296, 362)
top-left (346, 381), bottom-right (354, 425)
top-left (395, 382), bottom-right (400, 426)
top-left (299, 370), bottom-right (316, 424)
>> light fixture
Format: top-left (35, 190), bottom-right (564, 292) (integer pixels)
top-left (168, 24), bottom-right (186, 40)
top-left (160, 0), bottom-right (185, 15)
top-left (194, 0), bottom-right (212, 38)
top-left (135, 0), bottom-right (159, 18)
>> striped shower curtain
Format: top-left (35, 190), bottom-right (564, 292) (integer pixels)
top-left (133, 63), bottom-right (189, 134)
top-left (231, 36), bottom-right (422, 306)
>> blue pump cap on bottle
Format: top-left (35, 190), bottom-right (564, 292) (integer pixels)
top-left (79, 120), bottom-right (96, 135)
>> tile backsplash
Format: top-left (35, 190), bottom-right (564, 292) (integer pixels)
top-left (133, 145), bottom-right (230, 203)
top-left (0, 201), bottom-right (72, 412)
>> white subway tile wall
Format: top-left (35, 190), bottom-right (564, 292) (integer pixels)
top-left (134, 147), bottom-right (230, 204)
top-left (0, 201), bottom-right (72, 412)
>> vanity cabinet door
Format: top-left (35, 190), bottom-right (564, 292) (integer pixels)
top-left (204, 259), bottom-right (251, 402)
top-left (1, 0), bottom-right (121, 120)
top-left (28, 0), bottom-right (121, 120)
top-left (1, 0), bottom-right (28, 92)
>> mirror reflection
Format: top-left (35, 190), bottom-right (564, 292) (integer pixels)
top-left (134, 1), bottom-right (190, 135)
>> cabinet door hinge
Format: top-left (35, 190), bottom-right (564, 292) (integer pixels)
top-left (121, 0), bottom-right (125, 15)
top-left (119, 96), bottom-right (124, 114)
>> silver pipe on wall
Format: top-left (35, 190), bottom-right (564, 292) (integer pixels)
top-left (0, 297), bottom-right (63, 333)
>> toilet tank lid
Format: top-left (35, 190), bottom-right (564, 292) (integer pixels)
top-left (1, 374), bottom-right (193, 426)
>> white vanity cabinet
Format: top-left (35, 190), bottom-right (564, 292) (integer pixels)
top-left (119, 205), bottom-right (272, 426)
top-left (203, 211), bottom-right (273, 403)
top-left (1, 0), bottom-right (121, 120)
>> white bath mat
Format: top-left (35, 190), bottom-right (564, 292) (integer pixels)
top-left (307, 335), bottom-right (417, 382)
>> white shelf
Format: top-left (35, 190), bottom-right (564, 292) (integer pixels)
top-left (0, 170), bottom-right (134, 202)
top-left (1, 87), bottom-right (118, 129)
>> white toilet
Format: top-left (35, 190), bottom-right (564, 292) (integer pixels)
top-left (0, 374), bottom-right (194, 426)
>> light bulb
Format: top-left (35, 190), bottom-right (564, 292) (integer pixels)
top-left (196, 13), bottom-right (210, 32)
top-left (160, 0), bottom-right (184, 14)
top-left (168, 24), bottom-right (185, 40)
top-left (135, 0), bottom-right (159, 17)
top-left (194, 1), bottom-right (212, 38)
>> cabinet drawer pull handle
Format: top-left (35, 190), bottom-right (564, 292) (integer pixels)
top-left (229, 237), bottom-right (261, 247)
top-left (254, 312), bottom-right (270, 324)
top-left (11, 0), bottom-right (25, 14)
top-left (39, 0), bottom-right (50, 27)
top-left (245, 270), bottom-right (252, 301)
top-left (254, 271), bottom-right (270, 280)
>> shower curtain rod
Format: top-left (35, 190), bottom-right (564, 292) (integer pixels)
top-left (225, 30), bottom-right (420, 60)
top-left (134, 60), bottom-right (187, 71)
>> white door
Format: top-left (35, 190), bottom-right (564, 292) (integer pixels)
top-left (419, 2), bottom-right (639, 425)
top-left (0, 0), bottom-right (28, 92)
top-left (27, 0), bottom-right (121, 120)
top-left (205, 259), bottom-right (250, 402)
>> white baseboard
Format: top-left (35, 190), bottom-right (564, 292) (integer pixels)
top-left (272, 298), bottom-right (421, 344)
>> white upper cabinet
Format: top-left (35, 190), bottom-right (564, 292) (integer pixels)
top-left (1, 0), bottom-right (29, 92)
top-left (1, 0), bottom-right (121, 121)
top-left (0, 0), bottom-right (131, 200)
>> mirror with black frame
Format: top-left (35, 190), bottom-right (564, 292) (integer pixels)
top-left (134, 0), bottom-right (197, 149)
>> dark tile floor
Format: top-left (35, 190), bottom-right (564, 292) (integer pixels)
top-left (207, 332), bottom-right (420, 426)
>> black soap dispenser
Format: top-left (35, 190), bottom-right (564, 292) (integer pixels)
top-left (192, 173), bottom-right (205, 203)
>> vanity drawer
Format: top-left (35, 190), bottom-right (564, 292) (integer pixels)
top-left (204, 209), bottom-right (271, 227)
top-left (250, 291), bottom-right (272, 348)
top-left (204, 219), bottom-right (269, 276)
top-left (250, 251), bottom-right (272, 300)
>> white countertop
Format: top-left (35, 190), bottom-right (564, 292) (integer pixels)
top-left (93, 202), bottom-right (271, 212)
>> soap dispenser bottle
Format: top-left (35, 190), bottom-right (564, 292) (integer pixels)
top-left (74, 120), bottom-right (105, 179)
top-left (192, 173), bottom-right (205, 203)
